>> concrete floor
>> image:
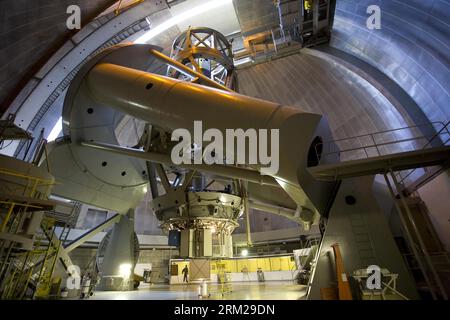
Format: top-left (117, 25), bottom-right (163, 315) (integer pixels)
top-left (91, 281), bottom-right (307, 300)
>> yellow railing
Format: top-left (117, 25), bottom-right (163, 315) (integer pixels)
top-left (0, 201), bottom-right (43, 232)
top-left (0, 167), bottom-right (55, 232)
top-left (0, 164), bottom-right (59, 299)
top-left (0, 168), bottom-right (55, 198)
top-left (0, 217), bottom-right (58, 299)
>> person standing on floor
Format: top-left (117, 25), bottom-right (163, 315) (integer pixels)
top-left (182, 265), bottom-right (189, 283)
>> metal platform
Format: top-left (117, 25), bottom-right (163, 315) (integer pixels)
top-left (308, 121), bottom-right (450, 182)
top-left (308, 146), bottom-right (450, 181)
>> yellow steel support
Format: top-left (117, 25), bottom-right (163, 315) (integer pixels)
top-left (0, 168), bottom-right (55, 198)
top-left (0, 203), bottom-right (15, 232)
top-left (0, 201), bottom-right (43, 232)
top-left (0, 166), bottom-right (57, 299)
top-left (30, 179), bottom-right (38, 198)
top-left (331, 243), bottom-right (353, 300)
top-left (34, 225), bottom-right (60, 299)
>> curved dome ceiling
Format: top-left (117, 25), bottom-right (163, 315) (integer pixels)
top-left (1, 0), bottom-right (449, 235)
top-left (331, 0), bottom-right (450, 123)
top-left (0, 0), bottom-right (115, 114)
top-left (2, 0), bottom-right (448, 149)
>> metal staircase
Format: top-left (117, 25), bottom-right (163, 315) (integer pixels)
top-left (396, 196), bottom-right (450, 300)
top-left (0, 170), bottom-right (77, 299)
top-left (1, 215), bottom-right (79, 300)
top-left (0, 217), bottom-right (57, 299)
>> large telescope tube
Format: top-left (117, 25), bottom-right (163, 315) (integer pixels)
top-left (84, 60), bottom-right (336, 222)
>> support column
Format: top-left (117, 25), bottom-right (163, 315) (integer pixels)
top-left (97, 210), bottom-right (138, 291)
top-left (307, 176), bottom-right (419, 300)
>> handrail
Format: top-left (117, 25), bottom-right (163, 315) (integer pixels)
top-left (325, 121), bottom-right (447, 143)
top-left (315, 121), bottom-right (450, 164)
top-left (395, 122), bottom-right (450, 185)
top-left (0, 201), bottom-right (43, 232)
top-left (0, 168), bottom-right (54, 185)
top-left (0, 201), bottom-right (43, 210)
top-left (0, 168), bottom-right (55, 199)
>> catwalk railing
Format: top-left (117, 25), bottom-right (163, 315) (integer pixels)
top-left (314, 121), bottom-right (450, 188)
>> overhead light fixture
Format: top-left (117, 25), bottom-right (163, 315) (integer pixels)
top-left (241, 249), bottom-right (248, 257)
top-left (134, 0), bottom-right (233, 44)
